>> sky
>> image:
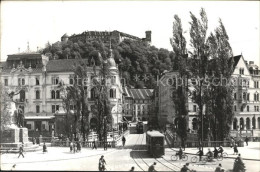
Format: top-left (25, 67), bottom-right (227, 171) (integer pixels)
top-left (1, 1), bottom-right (259, 66)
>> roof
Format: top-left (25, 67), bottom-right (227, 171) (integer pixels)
top-left (147, 130), bottom-right (165, 137)
top-left (230, 55), bottom-right (242, 68)
top-left (123, 87), bottom-right (154, 100)
top-left (46, 59), bottom-right (89, 72)
top-left (7, 53), bottom-right (42, 60)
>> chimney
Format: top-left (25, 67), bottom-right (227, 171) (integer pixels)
top-left (249, 61), bottom-right (254, 65)
top-left (245, 60), bottom-right (248, 65)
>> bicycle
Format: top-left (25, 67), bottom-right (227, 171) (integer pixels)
top-left (171, 152), bottom-right (188, 161)
top-left (218, 152), bottom-right (228, 158)
top-left (191, 155), bottom-right (223, 163)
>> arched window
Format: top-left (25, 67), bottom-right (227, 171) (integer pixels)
top-left (36, 90), bottom-right (40, 99)
top-left (192, 118), bottom-right (198, 130)
top-left (110, 89), bottom-right (116, 98)
top-left (56, 90), bottom-right (60, 99)
top-left (246, 117), bottom-right (250, 130)
top-left (91, 88), bottom-right (95, 99)
top-left (254, 92), bottom-right (259, 101)
top-left (51, 90), bottom-right (55, 99)
top-left (252, 117), bottom-right (256, 129)
top-left (233, 118), bottom-right (238, 130)
top-left (20, 90), bottom-right (25, 102)
top-left (240, 118), bottom-right (244, 130)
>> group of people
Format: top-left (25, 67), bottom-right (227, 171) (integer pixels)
top-left (70, 141), bottom-right (82, 153)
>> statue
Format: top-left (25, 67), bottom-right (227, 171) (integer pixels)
top-left (16, 108), bottom-right (24, 127)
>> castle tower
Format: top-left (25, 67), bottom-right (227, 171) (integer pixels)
top-left (61, 33), bottom-right (69, 43)
top-left (145, 31), bottom-right (152, 44)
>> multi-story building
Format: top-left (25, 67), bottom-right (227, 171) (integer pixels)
top-left (122, 87), bottom-right (154, 121)
top-left (65, 30), bottom-right (152, 44)
top-left (158, 55), bottom-right (260, 137)
top-left (0, 48), bottom-right (123, 137)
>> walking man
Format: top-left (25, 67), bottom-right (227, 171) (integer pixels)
top-left (148, 162), bottom-right (157, 172)
top-left (122, 136), bottom-right (126, 147)
top-left (43, 142), bottom-right (47, 153)
top-left (18, 143), bottom-right (24, 158)
top-left (245, 136), bottom-right (249, 146)
top-left (92, 139), bottom-right (97, 150)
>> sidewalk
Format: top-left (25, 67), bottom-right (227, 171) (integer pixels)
top-left (174, 142), bottom-right (260, 161)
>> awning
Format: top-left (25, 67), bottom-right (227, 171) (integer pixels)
top-left (24, 116), bottom-right (55, 120)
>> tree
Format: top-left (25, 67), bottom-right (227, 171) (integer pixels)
top-left (0, 84), bottom-right (12, 130)
top-left (206, 19), bottom-right (234, 141)
top-left (59, 60), bottom-right (90, 141)
top-left (188, 8), bottom-right (210, 142)
top-left (170, 14), bottom-right (189, 144)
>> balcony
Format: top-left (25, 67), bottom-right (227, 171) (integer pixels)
top-left (15, 99), bottom-right (28, 103)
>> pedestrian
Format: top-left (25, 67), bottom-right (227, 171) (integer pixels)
top-left (73, 142), bottom-right (76, 153)
top-left (32, 137), bottom-right (36, 145)
top-left (197, 147), bottom-right (203, 161)
top-left (98, 155), bottom-right (106, 171)
top-left (180, 163), bottom-right (190, 172)
top-left (93, 139), bottom-right (97, 149)
top-left (215, 163), bottom-right (223, 172)
top-left (18, 143), bottom-right (24, 158)
top-left (233, 144), bottom-right (238, 155)
top-left (70, 142), bottom-right (73, 152)
top-left (148, 162), bottom-right (156, 172)
top-left (122, 136), bottom-right (126, 147)
top-left (43, 142), bottom-right (47, 153)
top-left (78, 141), bottom-right (82, 153)
top-left (233, 154), bottom-right (246, 172)
top-left (213, 147), bottom-right (218, 158)
top-left (76, 141), bottom-right (80, 152)
top-left (104, 140), bottom-right (107, 151)
top-left (129, 166), bottom-right (135, 171)
top-left (245, 136), bottom-right (249, 146)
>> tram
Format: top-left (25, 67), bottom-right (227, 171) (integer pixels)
top-left (146, 130), bottom-right (165, 158)
top-left (136, 121), bottom-right (144, 134)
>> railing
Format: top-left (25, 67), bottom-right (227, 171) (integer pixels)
top-left (51, 140), bottom-right (116, 148)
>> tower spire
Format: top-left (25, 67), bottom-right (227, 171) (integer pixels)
top-left (27, 42), bottom-right (30, 52)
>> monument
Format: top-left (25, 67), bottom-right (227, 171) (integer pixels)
top-left (0, 91), bottom-right (36, 152)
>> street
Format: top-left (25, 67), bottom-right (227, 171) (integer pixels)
top-left (1, 133), bottom-right (260, 171)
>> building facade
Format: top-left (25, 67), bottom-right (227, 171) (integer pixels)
top-left (0, 48), bottom-right (123, 137)
top-left (158, 55), bottom-right (260, 137)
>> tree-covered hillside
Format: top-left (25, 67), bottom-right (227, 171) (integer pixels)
top-left (42, 38), bottom-right (175, 89)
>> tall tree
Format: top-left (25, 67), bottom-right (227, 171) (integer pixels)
top-left (170, 15), bottom-right (189, 143)
top-left (0, 84), bottom-right (12, 130)
top-left (207, 19), bottom-right (234, 141)
top-left (189, 8), bottom-right (211, 142)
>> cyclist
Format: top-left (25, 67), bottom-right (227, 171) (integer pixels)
top-left (197, 148), bottom-right (204, 161)
top-left (98, 155), bottom-right (106, 171)
top-left (218, 146), bottom-right (224, 157)
top-left (176, 147), bottom-right (183, 160)
top-left (206, 148), bottom-right (214, 161)
top-left (213, 147), bottom-right (218, 158)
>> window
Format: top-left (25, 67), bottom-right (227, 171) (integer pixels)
top-left (69, 78), bottom-right (74, 85)
top-left (18, 78), bottom-right (25, 86)
top-left (18, 78), bottom-right (21, 86)
top-left (239, 68), bottom-right (244, 75)
top-left (52, 105), bottom-right (60, 113)
top-left (234, 105), bottom-right (237, 111)
top-left (4, 79), bottom-right (8, 86)
top-left (254, 81), bottom-right (259, 88)
top-left (22, 78), bottom-right (25, 85)
top-left (110, 89), bottom-right (116, 98)
top-left (36, 77), bottom-right (40, 85)
top-left (193, 105), bottom-right (197, 112)
top-left (240, 106), bottom-right (243, 112)
top-left (111, 76), bottom-right (116, 84)
top-left (36, 90), bottom-right (40, 99)
top-left (256, 106), bottom-right (259, 112)
top-left (254, 93), bottom-right (259, 101)
top-left (36, 105), bottom-right (40, 113)
top-left (247, 106), bottom-right (249, 112)
top-left (26, 124), bottom-right (32, 130)
top-left (234, 93), bottom-right (237, 100)
top-left (52, 77), bottom-right (59, 85)
top-left (56, 90), bottom-right (60, 99)
top-left (51, 90), bottom-right (55, 99)
top-left (91, 88), bottom-right (95, 99)
top-left (247, 93), bottom-right (250, 101)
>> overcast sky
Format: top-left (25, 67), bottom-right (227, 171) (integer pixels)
top-left (1, 1), bottom-right (259, 66)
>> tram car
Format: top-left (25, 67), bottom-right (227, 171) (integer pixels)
top-left (146, 130), bottom-right (165, 158)
top-left (136, 121), bottom-right (144, 134)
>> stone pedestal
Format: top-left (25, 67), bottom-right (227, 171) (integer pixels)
top-left (0, 128), bottom-right (20, 143)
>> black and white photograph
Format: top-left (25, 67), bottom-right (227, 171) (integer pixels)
top-left (0, 1), bottom-right (259, 171)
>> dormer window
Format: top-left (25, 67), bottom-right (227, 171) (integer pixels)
top-left (239, 68), bottom-right (244, 75)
